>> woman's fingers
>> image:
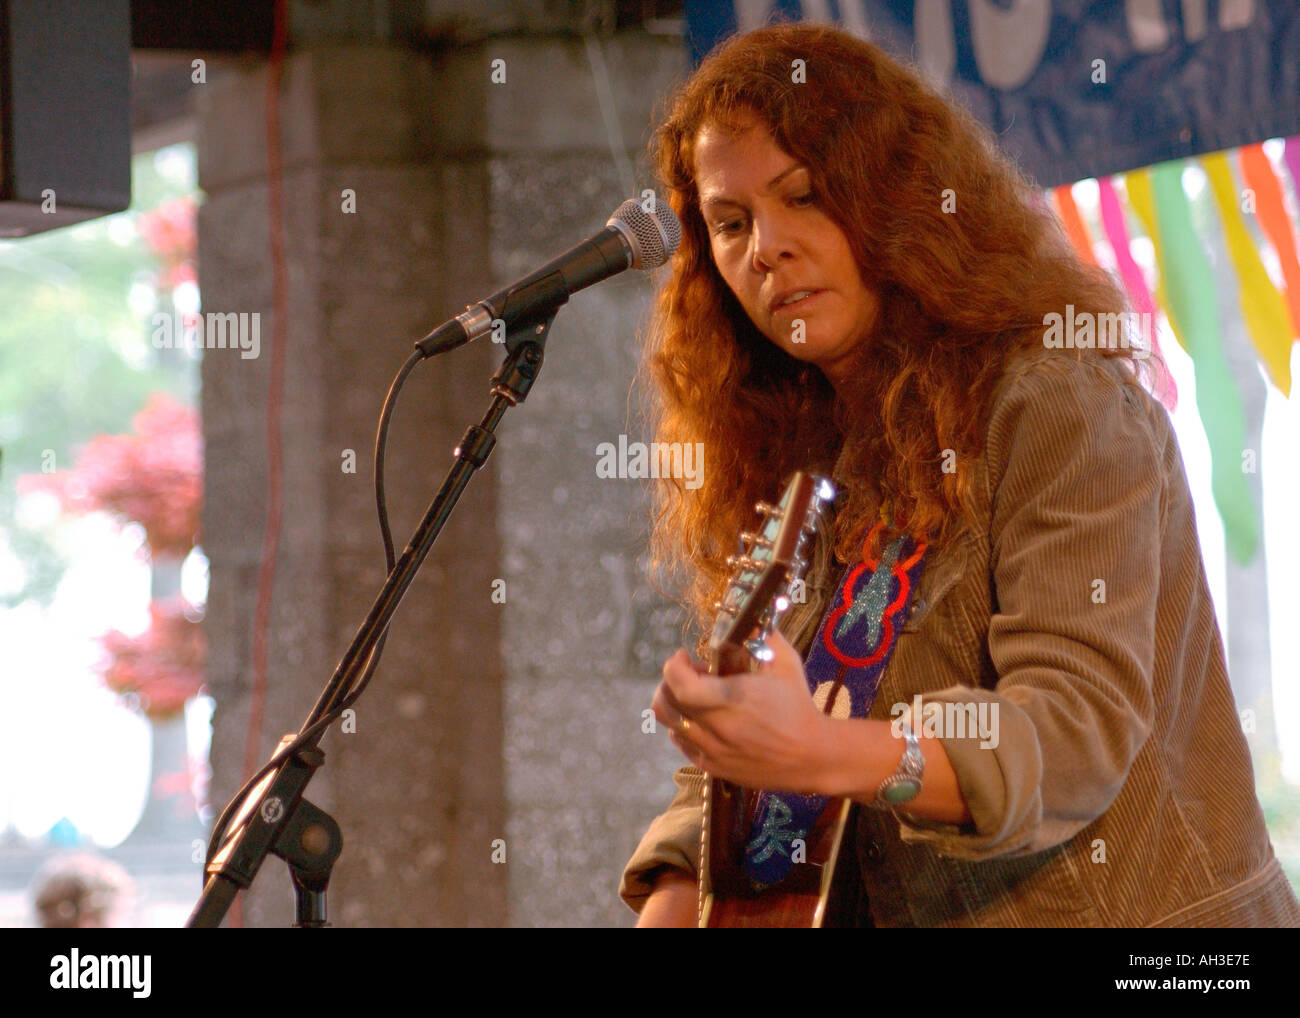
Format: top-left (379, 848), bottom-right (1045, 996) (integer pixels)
top-left (758, 628), bottom-right (801, 673)
top-left (651, 680), bottom-right (682, 727)
top-left (651, 634), bottom-right (818, 784)
top-left (685, 651), bottom-right (711, 674)
top-left (653, 678), bottom-right (717, 741)
top-left (668, 728), bottom-right (706, 767)
top-left (661, 648), bottom-right (737, 711)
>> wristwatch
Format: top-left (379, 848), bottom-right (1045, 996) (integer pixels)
top-left (874, 712), bottom-right (924, 808)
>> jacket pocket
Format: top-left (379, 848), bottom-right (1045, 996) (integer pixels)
top-left (908, 844), bottom-right (1107, 927)
top-left (901, 533), bottom-right (974, 633)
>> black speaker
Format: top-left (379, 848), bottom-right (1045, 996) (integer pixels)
top-left (0, 0), bottom-right (131, 237)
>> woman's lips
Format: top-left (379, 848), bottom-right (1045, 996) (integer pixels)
top-left (771, 289), bottom-right (824, 315)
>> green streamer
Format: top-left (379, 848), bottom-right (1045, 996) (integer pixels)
top-left (1150, 161), bottom-right (1258, 564)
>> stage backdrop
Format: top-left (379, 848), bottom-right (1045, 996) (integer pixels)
top-left (685, 0), bottom-right (1300, 188)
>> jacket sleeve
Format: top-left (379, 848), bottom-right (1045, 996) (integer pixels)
top-left (619, 765), bottom-right (706, 913)
top-left (895, 355), bottom-right (1164, 859)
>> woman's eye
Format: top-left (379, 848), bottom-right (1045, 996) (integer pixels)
top-left (714, 218), bottom-right (745, 235)
top-left (791, 191), bottom-right (816, 207)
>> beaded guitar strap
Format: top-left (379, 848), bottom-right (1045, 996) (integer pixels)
top-left (742, 517), bottom-right (928, 887)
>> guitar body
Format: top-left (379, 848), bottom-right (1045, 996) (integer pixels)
top-left (688, 472), bottom-right (859, 928)
top-left (700, 783), bottom-right (856, 927)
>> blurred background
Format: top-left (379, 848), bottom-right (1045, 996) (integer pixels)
top-left (1, 1), bottom-right (1297, 927)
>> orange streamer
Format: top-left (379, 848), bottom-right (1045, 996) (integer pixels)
top-left (1238, 144), bottom-right (1300, 340)
top-left (1052, 185), bottom-right (1098, 266)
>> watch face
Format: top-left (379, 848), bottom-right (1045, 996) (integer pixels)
top-left (883, 779), bottom-right (921, 804)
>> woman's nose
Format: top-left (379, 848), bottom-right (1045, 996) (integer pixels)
top-left (750, 210), bottom-right (796, 272)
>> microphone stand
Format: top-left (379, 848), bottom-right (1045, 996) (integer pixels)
top-left (187, 305), bottom-right (560, 928)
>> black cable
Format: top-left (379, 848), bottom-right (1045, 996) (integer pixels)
top-left (204, 347), bottom-right (424, 868)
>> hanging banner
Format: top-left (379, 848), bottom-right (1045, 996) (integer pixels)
top-left (685, 1), bottom-right (1300, 188)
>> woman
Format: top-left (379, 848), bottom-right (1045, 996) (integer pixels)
top-left (621, 22), bottom-right (1300, 927)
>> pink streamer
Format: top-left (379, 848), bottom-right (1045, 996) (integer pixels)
top-left (1097, 176), bottom-right (1179, 411)
top-left (1284, 136), bottom-right (1300, 203)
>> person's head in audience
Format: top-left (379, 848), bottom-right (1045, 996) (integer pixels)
top-left (30, 852), bottom-right (136, 928)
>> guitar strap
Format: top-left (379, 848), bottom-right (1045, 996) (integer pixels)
top-left (742, 517), bottom-right (928, 887)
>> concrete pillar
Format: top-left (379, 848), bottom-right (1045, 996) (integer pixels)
top-left (198, 29), bottom-right (689, 927)
top-left (198, 44), bottom-right (504, 927)
top-left (434, 33), bottom-right (692, 927)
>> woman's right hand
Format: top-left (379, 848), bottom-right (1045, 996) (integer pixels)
top-left (635, 868), bottom-right (700, 928)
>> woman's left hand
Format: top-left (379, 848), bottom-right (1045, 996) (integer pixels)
top-left (652, 629), bottom-right (832, 794)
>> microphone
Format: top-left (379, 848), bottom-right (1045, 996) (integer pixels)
top-left (416, 197), bottom-right (681, 356)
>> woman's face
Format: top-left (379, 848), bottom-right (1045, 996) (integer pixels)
top-left (692, 113), bottom-right (881, 391)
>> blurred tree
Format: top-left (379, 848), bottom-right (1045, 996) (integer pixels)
top-left (0, 145), bottom-right (199, 606)
top-left (2, 145), bottom-right (205, 845)
top-left (19, 392), bottom-right (206, 840)
top-left (21, 391), bottom-right (204, 715)
top-left (22, 393), bottom-right (202, 562)
top-left (99, 597), bottom-right (205, 720)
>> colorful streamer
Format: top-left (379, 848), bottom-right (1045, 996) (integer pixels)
top-left (1283, 136), bottom-right (1300, 217)
top-left (1097, 176), bottom-right (1178, 410)
top-left (1144, 160), bottom-right (1258, 565)
top-left (1052, 185), bottom-right (1098, 266)
top-left (1202, 151), bottom-right (1293, 396)
top-left (1125, 169), bottom-right (1187, 353)
top-left (1238, 143), bottom-right (1300, 347)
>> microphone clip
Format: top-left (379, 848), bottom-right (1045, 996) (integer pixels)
top-left (489, 311), bottom-right (554, 406)
top-left (416, 269), bottom-right (570, 358)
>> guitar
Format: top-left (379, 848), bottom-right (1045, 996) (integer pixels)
top-left (697, 471), bottom-right (857, 927)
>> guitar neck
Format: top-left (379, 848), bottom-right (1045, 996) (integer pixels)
top-left (696, 471), bottom-right (842, 927)
top-left (708, 643), bottom-right (755, 677)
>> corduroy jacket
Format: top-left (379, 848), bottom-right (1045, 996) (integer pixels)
top-left (620, 347), bottom-right (1300, 927)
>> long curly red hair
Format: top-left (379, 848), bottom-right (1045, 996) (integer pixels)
top-left (639, 22), bottom-right (1162, 649)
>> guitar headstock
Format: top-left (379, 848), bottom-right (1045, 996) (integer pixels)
top-left (707, 472), bottom-right (835, 676)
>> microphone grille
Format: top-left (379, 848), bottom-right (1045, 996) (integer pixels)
top-left (609, 198), bottom-right (682, 270)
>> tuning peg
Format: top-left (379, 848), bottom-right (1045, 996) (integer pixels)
top-left (739, 529), bottom-right (774, 549)
top-left (754, 500), bottom-right (781, 517)
top-left (712, 600), bottom-right (737, 614)
top-left (725, 554), bottom-right (764, 571)
top-left (745, 638), bottom-right (775, 663)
